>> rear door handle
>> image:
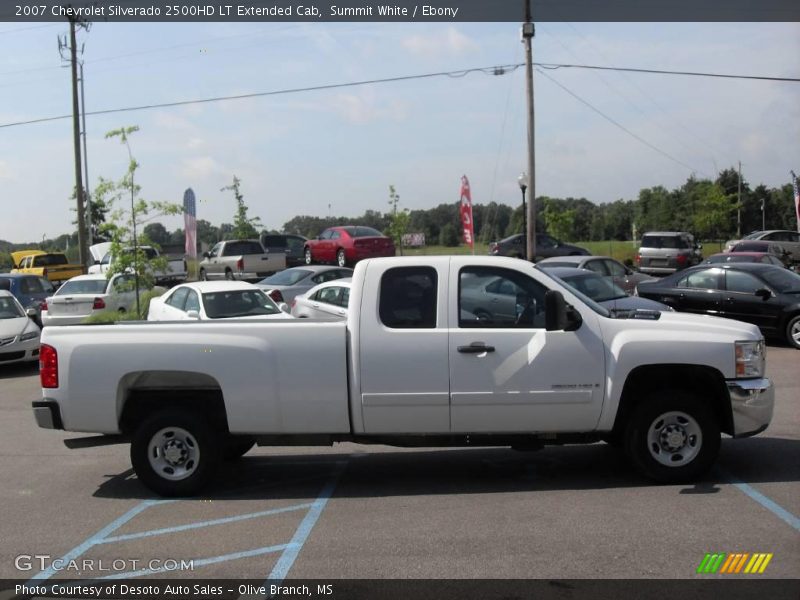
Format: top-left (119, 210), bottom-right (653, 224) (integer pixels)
top-left (458, 342), bottom-right (495, 354)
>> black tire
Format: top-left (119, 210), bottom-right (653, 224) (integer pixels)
top-left (224, 269), bottom-right (234, 281)
top-left (130, 409), bottom-right (221, 497)
top-left (624, 391), bottom-right (720, 483)
top-left (785, 314), bottom-right (800, 349)
top-left (223, 436), bottom-right (256, 461)
top-left (304, 248), bottom-right (313, 265)
top-left (199, 268), bottom-right (208, 281)
top-left (336, 249), bottom-right (347, 268)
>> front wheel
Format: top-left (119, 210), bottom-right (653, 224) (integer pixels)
top-left (224, 269), bottom-right (235, 281)
top-left (336, 249), bottom-right (347, 268)
top-left (624, 391), bottom-right (719, 483)
top-left (130, 409), bottom-right (221, 497)
top-left (304, 248), bottom-right (313, 265)
top-left (786, 314), bottom-right (800, 349)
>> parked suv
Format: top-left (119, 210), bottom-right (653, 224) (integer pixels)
top-left (260, 233), bottom-right (308, 268)
top-left (636, 231), bottom-right (702, 275)
top-left (488, 233), bottom-right (590, 261)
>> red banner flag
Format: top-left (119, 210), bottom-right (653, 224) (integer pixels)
top-left (459, 175), bottom-right (474, 249)
top-left (792, 170), bottom-right (800, 233)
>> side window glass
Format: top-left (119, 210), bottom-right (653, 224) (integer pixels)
top-left (319, 230), bottom-right (332, 240)
top-left (167, 287), bottom-right (190, 309)
top-left (184, 290), bottom-right (201, 312)
top-left (684, 270), bottom-right (720, 290)
top-left (318, 287), bottom-right (340, 305)
top-left (726, 271), bottom-right (763, 294)
top-left (584, 260), bottom-right (608, 275)
top-left (330, 231), bottom-right (341, 240)
top-left (210, 244), bottom-right (221, 258)
top-left (459, 267), bottom-right (548, 329)
top-left (379, 267), bottom-right (437, 329)
top-left (605, 260), bottom-right (626, 277)
top-left (340, 287), bottom-right (350, 308)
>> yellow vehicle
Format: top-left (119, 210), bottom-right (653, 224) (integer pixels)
top-left (10, 250), bottom-right (86, 287)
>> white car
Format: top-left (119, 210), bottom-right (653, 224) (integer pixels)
top-left (0, 290), bottom-right (41, 364)
top-left (147, 281), bottom-right (293, 321)
top-left (41, 273), bottom-right (148, 326)
top-left (291, 279), bottom-right (351, 320)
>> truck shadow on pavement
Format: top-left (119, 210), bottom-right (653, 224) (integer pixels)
top-left (91, 436), bottom-right (800, 501)
top-left (0, 361), bottom-right (38, 380)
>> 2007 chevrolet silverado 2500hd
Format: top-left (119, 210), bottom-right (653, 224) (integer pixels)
top-left (33, 256), bottom-right (774, 496)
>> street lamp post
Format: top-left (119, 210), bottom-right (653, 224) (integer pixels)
top-left (517, 172), bottom-right (528, 239)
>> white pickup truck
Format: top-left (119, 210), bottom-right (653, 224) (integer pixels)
top-left (34, 256), bottom-right (774, 496)
top-left (88, 243), bottom-right (188, 285)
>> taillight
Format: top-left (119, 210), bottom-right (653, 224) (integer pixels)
top-left (40, 344), bottom-right (58, 388)
top-left (676, 254), bottom-right (687, 265)
top-left (92, 297), bottom-right (106, 309)
top-left (41, 300), bottom-right (48, 311)
top-left (237, 258), bottom-right (244, 271)
top-left (635, 253), bottom-right (641, 264)
top-left (269, 290), bottom-right (284, 303)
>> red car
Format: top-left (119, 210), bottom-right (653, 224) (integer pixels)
top-left (304, 226), bottom-right (395, 267)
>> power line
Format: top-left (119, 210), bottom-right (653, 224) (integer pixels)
top-left (535, 62), bottom-right (800, 83)
top-left (535, 67), bottom-right (704, 175)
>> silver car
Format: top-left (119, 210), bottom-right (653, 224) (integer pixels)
top-left (256, 265), bottom-right (352, 304)
top-left (636, 231), bottom-right (702, 275)
top-left (537, 255), bottom-right (655, 294)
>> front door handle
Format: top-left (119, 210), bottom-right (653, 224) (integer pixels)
top-left (458, 342), bottom-right (495, 354)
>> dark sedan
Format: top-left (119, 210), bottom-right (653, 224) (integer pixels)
top-left (636, 263), bottom-right (800, 349)
top-left (704, 252), bottom-right (786, 268)
top-left (488, 233), bottom-right (590, 261)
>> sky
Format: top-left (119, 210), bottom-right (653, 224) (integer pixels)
top-left (0, 20), bottom-right (798, 243)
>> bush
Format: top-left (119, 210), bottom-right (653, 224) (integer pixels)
top-left (439, 223), bottom-right (459, 247)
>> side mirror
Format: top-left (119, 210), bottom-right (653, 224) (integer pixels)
top-left (26, 308), bottom-right (38, 319)
top-left (754, 288), bottom-right (772, 301)
top-left (545, 290), bottom-right (583, 332)
top-left (278, 302), bottom-right (290, 313)
top-left (186, 309), bottom-right (200, 319)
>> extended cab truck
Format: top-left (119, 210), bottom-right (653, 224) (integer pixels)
top-left (11, 250), bottom-right (86, 287)
top-left (34, 256), bottom-right (774, 496)
top-left (88, 243), bottom-right (188, 285)
top-left (199, 240), bottom-right (285, 282)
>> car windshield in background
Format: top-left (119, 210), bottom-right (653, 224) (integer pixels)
top-left (260, 269), bottom-right (311, 285)
top-left (641, 235), bottom-right (688, 249)
top-left (342, 226), bottom-right (383, 237)
top-left (761, 269), bottom-right (800, 293)
top-left (56, 280), bottom-right (107, 295)
top-left (0, 297), bottom-right (25, 319)
top-left (202, 290), bottom-right (281, 318)
top-left (535, 268), bottom-right (611, 318)
top-left (561, 273), bottom-right (627, 302)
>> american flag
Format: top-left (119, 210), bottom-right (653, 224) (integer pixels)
top-left (792, 170), bottom-right (800, 233)
top-left (183, 188), bottom-right (197, 258)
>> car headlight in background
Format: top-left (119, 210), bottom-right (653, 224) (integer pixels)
top-left (19, 331), bottom-right (39, 342)
top-left (735, 340), bottom-right (765, 378)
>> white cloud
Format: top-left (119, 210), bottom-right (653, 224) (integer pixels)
top-left (328, 92), bottom-right (408, 124)
top-left (401, 27), bottom-right (477, 58)
top-left (180, 156), bottom-right (224, 181)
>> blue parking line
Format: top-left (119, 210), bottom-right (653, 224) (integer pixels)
top-left (100, 503), bottom-right (314, 544)
top-left (267, 461), bottom-right (347, 584)
top-left (28, 499), bottom-right (175, 582)
top-left (722, 471), bottom-right (800, 531)
top-left (99, 544), bottom-right (290, 579)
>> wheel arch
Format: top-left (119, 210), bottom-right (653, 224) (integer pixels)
top-left (117, 370), bottom-right (228, 435)
top-left (611, 364), bottom-right (733, 437)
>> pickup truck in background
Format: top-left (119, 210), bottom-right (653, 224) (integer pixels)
top-left (34, 256), bottom-right (774, 496)
top-left (88, 243), bottom-right (188, 285)
top-left (11, 250), bottom-right (86, 287)
top-left (198, 239), bottom-right (285, 282)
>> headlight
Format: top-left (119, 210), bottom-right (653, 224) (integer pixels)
top-left (19, 331), bottom-right (39, 342)
top-left (734, 340), bottom-right (765, 378)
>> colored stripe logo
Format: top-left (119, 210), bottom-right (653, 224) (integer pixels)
top-left (697, 552), bottom-right (773, 574)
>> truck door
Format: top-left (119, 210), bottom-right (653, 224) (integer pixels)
top-left (357, 262), bottom-right (450, 433)
top-left (448, 263), bottom-right (606, 433)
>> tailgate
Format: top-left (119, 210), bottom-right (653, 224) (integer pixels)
top-left (47, 295), bottom-right (97, 317)
top-left (243, 253), bottom-right (285, 275)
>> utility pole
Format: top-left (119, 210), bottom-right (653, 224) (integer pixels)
top-left (521, 0), bottom-right (536, 261)
top-left (79, 61), bottom-right (92, 245)
top-left (737, 160), bottom-right (742, 238)
top-left (60, 18), bottom-right (89, 267)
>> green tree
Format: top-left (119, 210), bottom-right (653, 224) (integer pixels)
top-left (693, 182), bottom-right (734, 242)
top-left (385, 185), bottom-right (411, 255)
top-left (439, 222), bottom-right (459, 247)
top-left (543, 199), bottom-right (576, 242)
top-left (222, 176), bottom-right (261, 239)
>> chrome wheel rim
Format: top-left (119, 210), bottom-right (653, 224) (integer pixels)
top-left (790, 320), bottom-right (800, 347)
top-left (646, 411), bottom-right (702, 467)
top-left (304, 250), bottom-right (312, 265)
top-left (147, 427), bottom-right (200, 481)
top-left (337, 251), bottom-right (345, 267)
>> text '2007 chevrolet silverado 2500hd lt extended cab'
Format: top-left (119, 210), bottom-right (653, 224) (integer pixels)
top-left (34, 256), bottom-right (775, 496)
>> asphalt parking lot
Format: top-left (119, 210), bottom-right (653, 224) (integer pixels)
top-left (0, 343), bottom-right (797, 584)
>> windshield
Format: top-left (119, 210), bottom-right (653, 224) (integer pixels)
top-left (761, 268), bottom-right (800, 293)
top-left (56, 279), bottom-right (108, 295)
top-left (0, 297), bottom-right (25, 319)
top-left (202, 289), bottom-right (281, 318)
top-left (535, 268), bottom-right (611, 318)
top-left (561, 273), bottom-right (627, 302)
top-left (259, 269), bottom-right (311, 286)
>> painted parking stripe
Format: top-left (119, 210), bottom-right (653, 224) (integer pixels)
top-left (721, 471), bottom-right (800, 531)
top-left (267, 461), bottom-right (347, 583)
top-left (28, 499), bottom-right (175, 582)
top-left (100, 503), bottom-right (314, 544)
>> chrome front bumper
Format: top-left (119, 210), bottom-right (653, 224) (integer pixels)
top-left (726, 378), bottom-right (774, 438)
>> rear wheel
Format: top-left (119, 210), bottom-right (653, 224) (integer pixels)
top-left (130, 409), bottom-right (221, 497)
top-left (336, 249), bottom-right (347, 268)
top-left (199, 268), bottom-right (208, 281)
top-left (224, 269), bottom-right (234, 281)
top-left (786, 315), bottom-right (800, 349)
top-left (624, 391), bottom-right (719, 483)
top-left (304, 248), bottom-right (313, 265)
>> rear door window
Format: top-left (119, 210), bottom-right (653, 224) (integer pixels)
top-left (379, 267), bottom-right (437, 329)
